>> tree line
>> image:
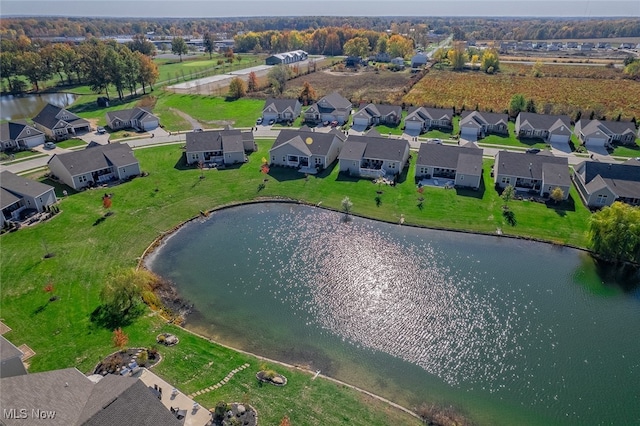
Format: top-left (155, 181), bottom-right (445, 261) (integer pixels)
top-left (1, 35), bottom-right (159, 99)
top-left (3, 17), bottom-right (639, 42)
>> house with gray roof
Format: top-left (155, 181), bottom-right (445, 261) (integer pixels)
top-left (0, 367), bottom-right (182, 426)
top-left (32, 103), bottom-right (90, 141)
top-left (515, 112), bottom-right (573, 144)
top-left (304, 92), bottom-right (352, 125)
top-left (494, 150), bottom-right (570, 200)
top-left (1, 171), bottom-right (57, 228)
top-left (572, 159), bottom-right (640, 208)
top-left (416, 142), bottom-right (484, 189)
top-left (185, 128), bottom-right (255, 167)
top-left (574, 119), bottom-right (638, 148)
top-left (269, 127), bottom-right (346, 174)
top-left (0, 336), bottom-right (28, 378)
top-left (338, 132), bottom-right (410, 178)
top-left (105, 107), bottom-right (159, 132)
top-left (410, 52), bottom-right (428, 68)
top-left (0, 121), bottom-right (45, 151)
top-left (47, 143), bottom-right (140, 190)
top-left (262, 98), bottom-right (302, 123)
top-left (352, 103), bottom-right (402, 128)
top-left (404, 107), bottom-right (453, 133)
top-left (265, 50), bottom-right (308, 65)
top-left (460, 111), bottom-right (509, 140)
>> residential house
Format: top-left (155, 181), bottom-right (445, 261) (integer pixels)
top-left (338, 132), bottom-right (410, 178)
top-left (494, 150), bottom-right (570, 200)
top-left (410, 53), bottom-right (428, 68)
top-left (619, 43), bottom-right (635, 49)
top-left (404, 107), bottom-right (453, 133)
top-left (390, 57), bottom-right (405, 68)
top-left (265, 50), bottom-right (308, 65)
top-left (578, 42), bottom-right (594, 51)
top-left (572, 159), bottom-right (640, 208)
top-left (372, 52), bottom-right (391, 63)
top-left (345, 56), bottom-right (364, 67)
top-left (269, 127), bottom-right (346, 174)
top-left (0, 336), bottom-right (28, 378)
top-left (47, 143), bottom-right (140, 190)
top-left (459, 111), bottom-right (509, 139)
top-left (304, 92), bottom-right (352, 125)
top-left (515, 112), bottom-right (573, 144)
top-left (0, 367), bottom-right (182, 426)
top-left (105, 107), bottom-right (159, 132)
top-left (185, 129), bottom-right (255, 166)
top-left (0, 171), bottom-right (57, 228)
top-left (0, 121), bottom-right (45, 151)
top-left (32, 103), bottom-right (90, 141)
top-left (262, 98), bottom-right (302, 123)
top-left (565, 42), bottom-right (578, 49)
top-left (415, 142), bottom-right (483, 189)
top-left (352, 103), bottom-right (402, 128)
top-left (574, 119), bottom-right (638, 148)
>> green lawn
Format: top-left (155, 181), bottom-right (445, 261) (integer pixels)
top-left (0, 149), bottom-right (44, 162)
top-left (0, 140), bottom-right (593, 425)
top-left (56, 138), bottom-right (87, 149)
top-left (611, 140), bottom-right (640, 158)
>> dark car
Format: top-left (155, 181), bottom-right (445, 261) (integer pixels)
top-left (268, 119), bottom-right (275, 125)
top-left (256, 117), bottom-right (263, 125)
top-left (526, 148), bottom-right (541, 154)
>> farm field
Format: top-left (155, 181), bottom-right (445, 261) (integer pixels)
top-left (404, 64), bottom-right (640, 119)
top-left (283, 67), bottom-right (414, 104)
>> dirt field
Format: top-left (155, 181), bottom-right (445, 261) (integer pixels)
top-left (280, 68), bottom-right (414, 105)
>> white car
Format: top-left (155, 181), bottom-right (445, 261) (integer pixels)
top-left (44, 142), bottom-right (56, 150)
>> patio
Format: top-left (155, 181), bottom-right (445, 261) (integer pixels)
top-left (418, 178), bottom-right (455, 189)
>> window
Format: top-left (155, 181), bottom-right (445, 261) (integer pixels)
top-left (460, 175), bottom-right (464, 180)
top-left (501, 177), bottom-right (510, 184)
top-left (388, 162), bottom-right (395, 169)
top-left (596, 194), bottom-right (608, 205)
top-left (79, 175), bottom-right (87, 183)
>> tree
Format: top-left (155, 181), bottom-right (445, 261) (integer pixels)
top-left (267, 64), bottom-right (291, 95)
top-left (17, 51), bottom-right (50, 92)
top-left (501, 185), bottom-right (515, 208)
top-left (509, 94), bottom-right (526, 118)
top-left (343, 36), bottom-right (370, 58)
top-left (481, 48), bottom-right (500, 73)
top-left (247, 71), bottom-right (258, 92)
top-left (525, 98), bottom-right (537, 113)
top-left (376, 34), bottom-right (388, 54)
top-left (623, 60), bottom-right (640, 79)
top-left (341, 196), bottom-right (353, 215)
top-left (387, 34), bottom-right (413, 59)
top-left (550, 187), bottom-right (565, 203)
top-left (95, 268), bottom-right (146, 328)
top-left (112, 327), bottom-right (129, 351)
top-left (531, 60), bottom-right (544, 78)
top-left (299, 81), bottom-right (317, 106)
top-left (126, 34), bottom-right (156, 57)
top-left (588, 202), bottom-right (640, 264)
top-left (171, 37), bottom-right (188, 62)
top-left (203, 32), bottom-right (215, 59)
top-left (448, 42), bottom-right (466, 71)
top-left (227, 77), bottom-right (246, 99)
top-left (137, 52), bottom-right (159, 94)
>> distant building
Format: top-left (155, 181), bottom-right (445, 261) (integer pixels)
top-left (265, 50), bottom-right (308, 65)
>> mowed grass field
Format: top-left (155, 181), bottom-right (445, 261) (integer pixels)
top-left (404, 64), bottom-right (640, 119)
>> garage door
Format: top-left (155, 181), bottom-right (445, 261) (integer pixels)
top-left (585, 137), bottom-right (607, 147)
top-left (549, 134), bottom-right (568, 143)
top-left (405, 121), bottom-right (422, 132)
top-left (353, 117), bottom-right (369, 127)
top-left (460, 126), bottom-right (477, 138)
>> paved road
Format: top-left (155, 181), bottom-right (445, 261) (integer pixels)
top-left (1, 123), bottom-right (619, 176)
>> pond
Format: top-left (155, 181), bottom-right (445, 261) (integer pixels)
top-left (0, 92), bottom-right (79, 121)
top-left (146, 202), bottom-right (640, 426)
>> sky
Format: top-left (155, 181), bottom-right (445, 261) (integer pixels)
top-left (2, 0), bottom-right (640, 18)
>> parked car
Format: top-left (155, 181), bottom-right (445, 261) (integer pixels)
top-left (330, 120), bottom-right (339, 127)
top-left (193, 128), bottom-right (203, 132)
top-left (526, 148), bottom-right (541, 154)
top-left (268, 119), bottom-right (275, 125)
top-left (44, 142), bottom-right (56, 149)
top-left (431, 138), bottom-right (442, 144)
top-left (256, 117), bottom-right (263, 125)
top-left (96, 126), bottom-right (106, 134)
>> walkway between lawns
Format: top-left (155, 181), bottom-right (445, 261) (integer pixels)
top-left (187, 363), bottom-right (250, 398)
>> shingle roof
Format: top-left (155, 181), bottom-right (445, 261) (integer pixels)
top-left (270, 129), bottom-right (339, 156)
top-left (460, 110), bottom-right (509, 127)
top-left (0, 122), bottom-right (43, 141)
top-left (578, 160), bottom-right (640, 199)
top-left (406, 107), bottom-right (452, 123)
top-left (341, 135), bottom-right (409, 162)
top-left (315, 92), bottom-right (351, 114)
top-left (185, 129), bottom-right (249, 153)
top-left (0, 171), bottom-right (55, 199)
top-left (106, 107), bottom-right (156, 125)
top-left (495, 150), bottom-right (568, 181)
top-left (577, 119), bottom-right (637, 138)
top-left (0, 336), bottom-right (23, 362)
top-left (0, 368), bottom-right (181, 426)
top-left (47, 143), bottom-right (138, 176)
top-left (0, 187), bottom-right (21, 210)
top-left (517, 112), bottom-right (571, 131)
top-left (33, 104), bottom-right (88, 130)
top-left (355, 103), bottom-right (401, 119)
top-left (416, 143), bottom-right (482, 170)
top-left (263, 98), bottom-right (299, 114)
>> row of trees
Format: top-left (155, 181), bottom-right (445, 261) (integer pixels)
top-left (233, 27), bottom-right (415, 58)
top-left (1, 35), bottom-right (159, 97)
top-left (432, 43), bottom-right (501, 74)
